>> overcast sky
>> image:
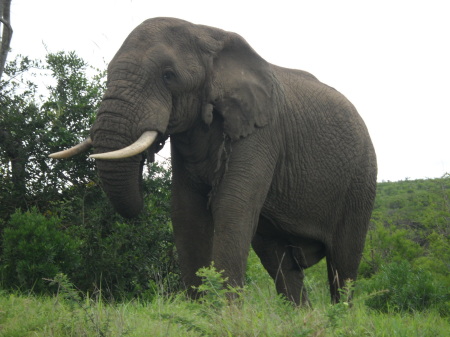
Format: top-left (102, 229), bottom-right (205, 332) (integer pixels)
top-left (8, 0), bottom-right (450, 182)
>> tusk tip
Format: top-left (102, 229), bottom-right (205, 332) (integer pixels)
top-left (48, 137), bottom-right (93, 159)
top-left (48, 152), bottom-right (64, 159)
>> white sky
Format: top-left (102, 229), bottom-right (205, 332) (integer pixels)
top-left (9, 0), bottom-right (450, 182)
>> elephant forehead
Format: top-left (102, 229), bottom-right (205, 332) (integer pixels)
top-left (110, 41), bottom-right (206, 92)
top-left (116, 32), bottom-right (200, 70)
top-left (127, 18), bottom-right (198, 48)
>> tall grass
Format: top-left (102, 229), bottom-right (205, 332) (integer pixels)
top-left (0, 266), bottom-right (449, 337)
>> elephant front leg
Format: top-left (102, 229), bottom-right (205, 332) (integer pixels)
top-left (209, 199), bottom-right (260, 291)
top-left (171, 157), bottom-right (215, 296)
top-left (172, 189), bottom-right (214, 296)
top-left (208, 149), bottom-right (276, 292)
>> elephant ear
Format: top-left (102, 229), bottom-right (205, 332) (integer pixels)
top-left (201, 31), bottom-right (274, 140)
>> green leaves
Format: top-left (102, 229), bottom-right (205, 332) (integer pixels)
top-left (362, 261), bottom-right (449, 315)
top-left (193, 262), bottom-right (241, 310)
top-left (0, 52), bottom-right (106, 218)
top-left (1, 208), bottom-right (81, 293)
top-left (0, 53), bottom-right (176, 299)
top-left (359, 175), bottom-right (450, 315)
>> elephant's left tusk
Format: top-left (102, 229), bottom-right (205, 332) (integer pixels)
top-left (89, 131), bottom-right (158, 160)
top-left (49, 137), bottom-right (93, 159)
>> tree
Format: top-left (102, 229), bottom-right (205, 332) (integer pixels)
top-left (0, 52), bottom-right (105, 219)
top-left (0, 55), bottom-right (42, 214)
top-left (1, 52), bottom-right (178, 298)
top-left (0, 0), bottom-right (13, 80)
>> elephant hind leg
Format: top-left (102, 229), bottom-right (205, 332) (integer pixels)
top-left (252, 231), bottom-right (310, 306)
top-left (326, 254), bottom-right (360, 304)
top-left (326, 214), bottom-right (370, 304)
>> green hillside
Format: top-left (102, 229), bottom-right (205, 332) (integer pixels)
top-left (362, 175), bottom-right (450, 279)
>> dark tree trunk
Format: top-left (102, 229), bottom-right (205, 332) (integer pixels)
top-left (0, 129), bottom-right (27, 208)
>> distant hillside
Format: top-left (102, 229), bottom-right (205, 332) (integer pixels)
top-left (360, 174), bottom-right (450, 283)
top-left (373, 174), bottom-right (450, 235)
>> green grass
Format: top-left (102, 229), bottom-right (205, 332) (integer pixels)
top-left (1, 278), bottom-right (449, 337)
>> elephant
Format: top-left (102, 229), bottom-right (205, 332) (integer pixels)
top-left (50, 17), bottom-right (377, 306)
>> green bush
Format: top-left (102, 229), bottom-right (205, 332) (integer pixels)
top-left (72, 213), bottom-right (179, 300)
top-left (360, 221), bottom-right (424, 278)
top-left (362, 261), bottom-right (449, 315)
top-left (62, 162), bottom-right (179, 300)
top-left (0, 163), bottom-right (179, 299)
top-left (413, 232), bottom-right (450, 278)
top-left (193, 263), bottom-right (241, 310)
top-left (1, 208), bottom-right (81, 293)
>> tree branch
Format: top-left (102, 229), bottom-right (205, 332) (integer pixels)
top-left (0, 0), bottom-right (13, 81)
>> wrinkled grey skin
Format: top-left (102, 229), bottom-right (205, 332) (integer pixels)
top-left (90, 17), bottom-right (377, 305)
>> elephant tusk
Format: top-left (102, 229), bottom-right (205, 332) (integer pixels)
top-left (49, 137), bottom-right (93, 159)
top-left (89, 131), bottom-right (158, 160)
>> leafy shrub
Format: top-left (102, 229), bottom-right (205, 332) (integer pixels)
top-left (193, 263), bottom-right (241, 310)
top-left (1, 208), bottom-right (81, 293)
top-left (63, 162), bottom-right (179, 300)
top-left (413, 232), bottom-right (450, 279)
top-left (362, 261), bottom-right (449, 315)
top-left (72, 213), bottom-right (179, 300)
top-left (360, 221), bottom-right (424, 278)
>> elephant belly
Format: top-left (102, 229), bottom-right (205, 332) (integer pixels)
top-left (290, 237), bottom-right (327, 268)
top-left (261, 190), bottom-right (340, 246)
top-left (256, 213), bottom-right (327, 269)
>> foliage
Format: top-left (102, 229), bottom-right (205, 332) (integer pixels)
top-left (193, 262), bottom-right (241, 310)
top-left (47, 273), bottom-right (119, 337)
top-left (362, 261), bottom-right (450, 315)
top-left (360, 221), bottom-right (424, 277)
top-left (46, 161), bottom-right (177, 300)
top-left (0, 158), bottom-right (176, 299)
top-left (0, 55), bottom-right (44, 215)
top-left (0, 285), bottom-right (449, 337)
top-left (372, 174), bottom-right (450, 238)
top-left (358, 175), bottom-right (450, 315)
top-left (43, 51), bottom-right (105, 194)
top-left (0, 53), bottom-right (177, 299)
top-left (0, 52), bottom-right (105, 220)
top-left (0, 208), bottom-right (81, 293)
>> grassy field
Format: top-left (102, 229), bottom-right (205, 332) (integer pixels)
top-left (1, 266), bottom-right (449, 337)
top-left (0, 287), bottom-right (448, 336)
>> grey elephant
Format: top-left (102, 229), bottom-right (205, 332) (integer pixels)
top-left (50, 17), bottom-right (377, 305)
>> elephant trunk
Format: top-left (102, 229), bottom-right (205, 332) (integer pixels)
top-left (95, 156), bottom-right (145, 218)
top-left (89, 62), bottom-right (171, 218)
top-left (90, 111), bottom-right (159, 219)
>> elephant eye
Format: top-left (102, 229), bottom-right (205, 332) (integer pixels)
top-left (163, 69), bottom-right (176, 84)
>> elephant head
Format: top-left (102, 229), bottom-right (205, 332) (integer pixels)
top-left (50, 17), bottom-right (274, 218)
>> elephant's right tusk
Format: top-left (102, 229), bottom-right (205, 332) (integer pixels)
top-left (49, 137), bottom-right (93, 159)
top-left (89, 131), bottom-right (158, 160)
